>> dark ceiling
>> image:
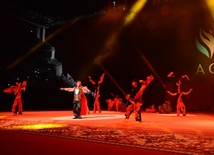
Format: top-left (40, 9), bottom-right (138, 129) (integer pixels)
top-left (0, 0), bottom-right (109, 28)
top-left (0, 0), bottom-right (112, 70)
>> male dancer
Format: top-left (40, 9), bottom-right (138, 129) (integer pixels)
top-left (125, 75), bottom-right (154, 122)
top-left (60, 80), bottom-right (91, 119)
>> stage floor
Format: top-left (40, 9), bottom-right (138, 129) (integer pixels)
top-left (1, 110), bottom-right (214, 136)
top-left (1, 110), bottom-right (214, 155)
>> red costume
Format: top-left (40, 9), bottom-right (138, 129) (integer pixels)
top-left (3, 80), bottom-right (27, 115)
top-left (125, 75), bottom-right (154, 122)
top-left (80, 93), bottom-right (88, 115)
top-left (89, 73), bottom-right (105, 113)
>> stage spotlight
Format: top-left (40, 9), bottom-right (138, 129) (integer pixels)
top-left (124, 0), bottom-right (146, 26)
top-left (206, 0), bottom-right (214, 19)
top-left (113, 1), bottom-right (116, 7)
top-left (0, 116), bottom-right (7, 119)
top-left (8, 123), bottom-right (68, 130)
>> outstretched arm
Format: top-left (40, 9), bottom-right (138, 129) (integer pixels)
top-left (166, 91), bottom-right (177, 96)
top-left (60, 87), bottom-right (75, 92)
top-left (3, 85), bottom-right (17, 94)
top-left (182, 88), bottom-right (193, 95)
top-left (82, 86), bottom-right (91, 94)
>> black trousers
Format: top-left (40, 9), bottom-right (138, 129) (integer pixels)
top-left (73, 100), bottom-right (81, 118)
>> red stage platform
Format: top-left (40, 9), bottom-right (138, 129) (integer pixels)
top-left (0, 111), bottom-right (214, 155)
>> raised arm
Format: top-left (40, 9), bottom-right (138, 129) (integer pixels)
top-left (181, 74), bottom-right (190, 81)
top-left (98, 73), bottom-right (105, 84)
top-left (132, 75), bottom-right (154, 101)
top-left (88, 76), bottom-right (96, 85)
top-left (139, 75), bottom-right (154, 92)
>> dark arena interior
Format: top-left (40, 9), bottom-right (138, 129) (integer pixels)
top-left (0, 0), bottom-right (214, 155)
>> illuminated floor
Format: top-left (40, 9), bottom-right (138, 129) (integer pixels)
top-left (1, 111), bottom-right (213, 136)
top-left (0, 111), bottom-right (214, 155)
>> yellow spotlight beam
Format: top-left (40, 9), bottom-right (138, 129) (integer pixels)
top-left (206, 0), bottom-right (214, 19)
top-left (94, 0), bottom-right (147, 65)
top-left (94, 33), bottom-right (118, 64)
top-left (94, 1), bottom-right (147, 92)
top-left (8, 123), bottom-right (68, 130)
top-left (123, 0), bottom-right (147, 26)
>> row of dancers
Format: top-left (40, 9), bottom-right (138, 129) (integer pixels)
top-left (3, 71), bottom-right (193, 121)
top-left (60, 74), bottom-right (154, 122)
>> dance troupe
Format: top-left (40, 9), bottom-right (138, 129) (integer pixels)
top-left (3, 71), bottom-right (192, 122)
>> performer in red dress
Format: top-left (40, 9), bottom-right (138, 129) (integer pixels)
top-left (3, 80), bottom-right (27, 115)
